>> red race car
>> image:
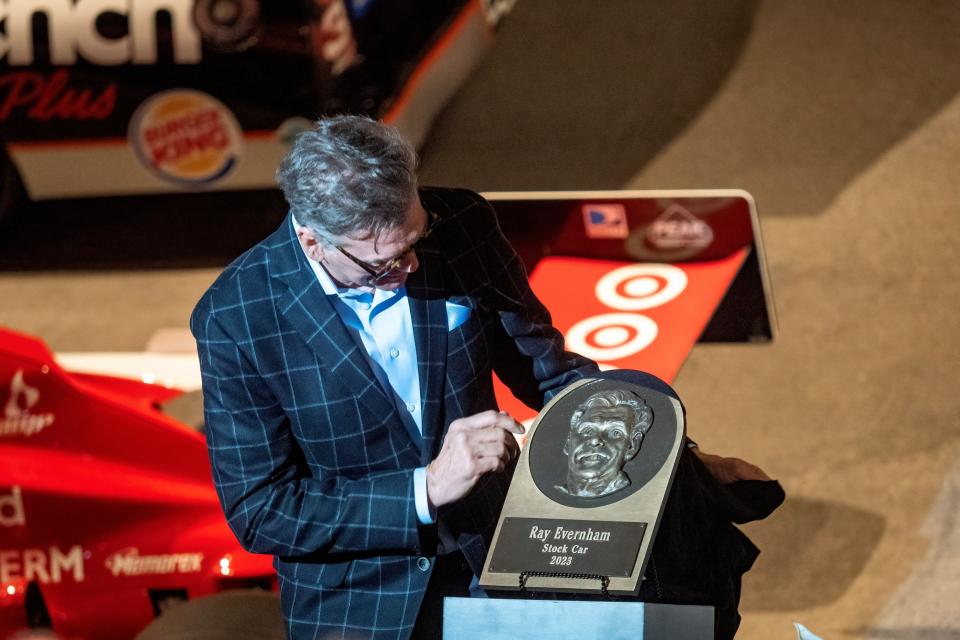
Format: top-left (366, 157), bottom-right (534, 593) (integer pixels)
top-left (0, 327), bottom-right (276, 639)
top-left (0, 0), bottom-right (508, 220)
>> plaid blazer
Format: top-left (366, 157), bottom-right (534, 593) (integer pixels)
top-left (191, 187), bottom-right (597, 639)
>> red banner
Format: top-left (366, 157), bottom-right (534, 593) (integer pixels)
top-left (494, 248), bottom-right (749, 422)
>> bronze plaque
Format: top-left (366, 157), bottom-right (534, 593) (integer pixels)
top-left (480, 374), bottom-right (685, 595)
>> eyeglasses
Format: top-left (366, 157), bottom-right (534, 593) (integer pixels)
top-left (335, 210), bottom-right (439, 285)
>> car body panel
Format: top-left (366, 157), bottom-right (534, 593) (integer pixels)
top-left (1, 0), bottom-right (499, 201)
top-left (0, 327), bottom-right (275, 639)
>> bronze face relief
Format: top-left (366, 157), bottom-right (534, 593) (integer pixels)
top-left (557, 390), bottom-right (653, 498)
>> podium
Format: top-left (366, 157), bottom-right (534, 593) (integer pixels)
top-left (443, 597), bottom-right (713, 639)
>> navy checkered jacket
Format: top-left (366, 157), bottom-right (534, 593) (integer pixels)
top-left (191, 187), bottom-right (597, 639)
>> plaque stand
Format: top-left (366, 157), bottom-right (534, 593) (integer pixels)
top-left (518, 570), bottom-right (610, 596)
top-left (443, 597), bottom-right (714, 640)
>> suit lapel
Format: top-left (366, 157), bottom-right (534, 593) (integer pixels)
top-left (406, 239), bottom-right (448, 463)
top-left (268, 217), bottom-right (417, 449)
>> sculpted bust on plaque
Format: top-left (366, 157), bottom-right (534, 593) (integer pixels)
top-left (482, 376), bottom-right (682, 595)
top-left (557, 390), bottom-right (653, 498)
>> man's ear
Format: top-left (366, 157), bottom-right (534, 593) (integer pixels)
top-left (625, 432), bottom-right (644, 460)
top-left (296, 226), bottom-right (325, 262)
top-left (625, 407), bottom-right (653, 460)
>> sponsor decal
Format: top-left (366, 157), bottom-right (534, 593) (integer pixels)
top-left (193, 0), bottom-right (260, 52)
top-left (0, 70), bottom-right (116, 122)
top-left (646, 204), bottom-right (714, 251)
top-left (0, 546), bottom-right (85, 584)
top-left (566, 313), bottom-right (658, 362)
top-left (1, 370), bottom-right (55, 438)
top-left (129, 90), bottom-right (244, 186)
top-left (105, 548), bottom-right (204, 577)
top-left (0, 487), bottom-right (25, 527)
top-left (0, 486), bottom-right (27, 527)
top-left (594, 264), bottom-right (688, 311)
top-left (565, 264), bottom-right (687, 364)
top-left (0, 0), bottom-right (201, 66)
top-left (582, 204), bottom-right (629, 239)
top-left (277, 117), bottom-right (314, 145)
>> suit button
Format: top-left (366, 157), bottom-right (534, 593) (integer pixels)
top-left (417, 557), bottom-right (431, 572)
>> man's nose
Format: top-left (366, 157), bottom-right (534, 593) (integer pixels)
top-left (402, 250), bottom-right (419, 273)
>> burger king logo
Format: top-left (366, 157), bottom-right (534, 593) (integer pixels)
top-left (129, 90), bottom-right (243, 186)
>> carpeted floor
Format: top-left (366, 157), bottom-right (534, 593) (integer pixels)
top-left (2, 2), bottom-right (958, 638)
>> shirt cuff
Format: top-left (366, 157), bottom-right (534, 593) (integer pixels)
top-left (414, 466), bottom-right (437, 525)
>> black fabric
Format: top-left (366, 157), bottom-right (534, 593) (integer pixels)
top-left (636, 449), bottom-right (783, 639)
top-left (410, 551), bottom-right (473, 640)
top-left (713, 477), bottom-right (786, 525)
top-left (528, 449), bottom-right (782, 639)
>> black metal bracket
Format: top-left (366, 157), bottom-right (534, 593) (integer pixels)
top-left (518, 570), bottom-right (610, 597)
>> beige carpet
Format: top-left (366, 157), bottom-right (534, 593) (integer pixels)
top-left (668, 92), bottom-right (960, 639)
top-left (626, 2), bottom-right (960, 637)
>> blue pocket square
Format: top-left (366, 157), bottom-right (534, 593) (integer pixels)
top-left (445, 301), bottom-right (472, 331)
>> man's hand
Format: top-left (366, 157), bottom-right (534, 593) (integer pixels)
top-left (693, 449), bottom-right (771, 484)
top-left (426, 410), bottom-right (524, 508)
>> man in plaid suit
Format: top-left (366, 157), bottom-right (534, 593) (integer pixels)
top-left (191, 116), bottom-right (599, 639)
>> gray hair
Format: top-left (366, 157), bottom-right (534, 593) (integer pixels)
top-left (570, 390), bottom-right (653, 441)
top-left (276, 115), bottom-right (418, 242)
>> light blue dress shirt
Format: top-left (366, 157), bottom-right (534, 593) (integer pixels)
top-left (300, 246), bottom-right (436, 524)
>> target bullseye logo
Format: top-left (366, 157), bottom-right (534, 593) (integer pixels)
top-left (595, 264), bottom-right (687, 310)
top-left (564, 264), bottom-right (688, 365)
top-left (566, 314), bottom-right (658, 361)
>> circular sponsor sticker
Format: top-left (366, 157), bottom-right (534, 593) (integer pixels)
top-left (129, 90), bottom-right (244, 187)
top-left (194, 0), bottom-right (261, 52)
